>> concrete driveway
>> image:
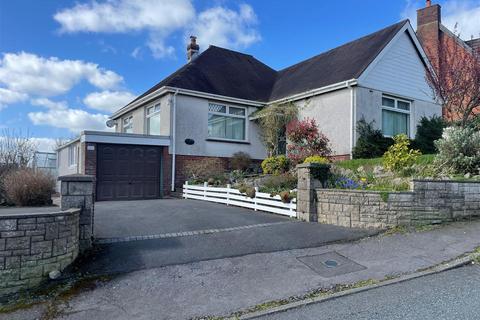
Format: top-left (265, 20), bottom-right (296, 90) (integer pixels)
top-left (76, 199), bottom-right (377, 275)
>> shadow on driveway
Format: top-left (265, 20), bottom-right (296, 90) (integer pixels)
top-left (81, 219), bottom-right (377, 276)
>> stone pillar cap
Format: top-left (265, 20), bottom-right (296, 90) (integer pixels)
top-left (58, 174), bottom-right (95, 182)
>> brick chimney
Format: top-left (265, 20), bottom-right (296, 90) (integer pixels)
top-left (416, 1), bottom-right (441, 68)
top-left (187, 36), bottom-right (199, 62)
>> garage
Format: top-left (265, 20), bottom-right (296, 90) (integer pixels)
top-left (96, 144), bottom-right (163, 201)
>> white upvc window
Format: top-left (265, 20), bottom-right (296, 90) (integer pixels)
top-left (381, 96), bottom-right (411, 137)
top-left (208, 103), bottom-right (246, 141)
top-left (146, 103), bottom-right (161, 135)
top-left (68, 145), bottom-right (77, 167)
top-left (122, 115), bottom-right (133, 133)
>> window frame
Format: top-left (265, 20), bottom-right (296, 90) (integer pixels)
top-left (207, 102), bottom-right (248, 142)
top-left (381, 95), bottom-right (411, 138)
top-left (68, 145), bottom-right (77, 167)
top-left (122, 115), bottom-right (133, 133)
top-left (146, 103), bottom-right (161, 135)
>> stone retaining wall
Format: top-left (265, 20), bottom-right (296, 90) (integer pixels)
top-left (297, 163), bottom-right (480, 228)
top-left (0, 209), bottom-right (80, 296)
top-left (316, 180), bottom-right (480, 228)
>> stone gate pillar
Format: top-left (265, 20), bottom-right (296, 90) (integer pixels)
top-left (296, 163), bottom-right (321, 222)
top-left (58, 175), bottom-right (95, 251)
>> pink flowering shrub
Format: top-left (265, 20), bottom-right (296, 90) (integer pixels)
top-left (286, 118), bottom-right (331, 164)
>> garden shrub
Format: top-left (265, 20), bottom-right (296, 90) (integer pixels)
top-left (286, 118), bottom-right (331, 164)
top-left (303, 155), bottom-right (329, 164)
top-left (259, 173), bottom-right (297, 195)
top-left (279, 190), bottom-right (293, 203)
top-left (434, 126), bottom-right (480, 175)
top-left (238, 183), bottom-right (256, 198)
top-left (3, 169), bottom-right (55, 206)
top-left (352, 119), bottom-right (393, 159)
top-left (383, 134), bottom-right (421, 173)
top-left (184, 158), bottom-right (225, 183)
top-left (413, 115), bottom-right (446, 154)
top-left (261, 155), bottom-right (289, 175)
top-left (230, 152), bottom-right (251, 171)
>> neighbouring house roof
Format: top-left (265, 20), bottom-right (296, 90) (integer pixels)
top-left (119, 20), bottom-right (410, 112)
top-left (466, 38), bottom-right (480, 54)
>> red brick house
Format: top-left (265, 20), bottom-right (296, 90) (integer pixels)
top-left (416, 0), bottom-right (480, 121)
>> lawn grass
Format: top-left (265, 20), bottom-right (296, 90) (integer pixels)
top-left (335, 154), bottom-right (435, 171)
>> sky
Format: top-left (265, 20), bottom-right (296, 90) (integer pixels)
top-left (0, 0), bottom-right (479, 152)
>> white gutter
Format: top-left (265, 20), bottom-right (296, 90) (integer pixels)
top-left (111, 86), bottom-right (265, 120)
top-left (171, 89), bottom-right (179, 192)
top-left (267, 79), bottom-right (358, 105)
top-left (347, 80), bottom-right (356, 158)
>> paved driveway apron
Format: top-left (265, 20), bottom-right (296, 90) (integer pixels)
top-left (83, 199), bottom-right (375, 275)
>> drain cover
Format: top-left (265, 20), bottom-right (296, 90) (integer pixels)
top-left (297, 251), bottom-right (366, 278)
top-left (324, 260), bottom-right (338, 268)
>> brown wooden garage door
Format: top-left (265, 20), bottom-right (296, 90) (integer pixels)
top-left (96, 144), bottom-right (162, 201)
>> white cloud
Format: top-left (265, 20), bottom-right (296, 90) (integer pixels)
top-left (131, 47), bottom-right (143, 59)
top-left (31, 137), bottom-right (58, 153)
top-left (83, 90), bottom-right (136, 112)
top-left (0, 88), bottom-right (28, 109)
top-left (401, 0), bottom-right (480, 40)
top-left (54, 0), bottom-right (195, 33)
top-left (0, 52), bottom-right (123, 98)
top-left (31, 98), bottom-right (68, 110)
top-left (190, 4), bottom-right (261, 49)
top-left (28, 108), bottom-right (110, 133)
top-left (54, 0), bottom-right (261, 58)
top-left (147, 33), bottom-right (176, 59)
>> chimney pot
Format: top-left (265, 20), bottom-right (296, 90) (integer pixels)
top-left (187, 35), bottom-right (200, 62)
top-left (426, 0), bottom-right (431, 7)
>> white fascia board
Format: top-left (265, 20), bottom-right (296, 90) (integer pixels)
top-left (111, 86), bottom-right (266, 120)
top-left (358, 21), bottom-right (435, 83)
top-left (267, 79), bottom-right (358, 105)
top-left (55, 137), bottom-right (80, 151)
top-left (80, 131), bottom-right (170, 147)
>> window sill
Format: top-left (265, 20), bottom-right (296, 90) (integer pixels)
top-left (206, 138), bottom-right (250, 145)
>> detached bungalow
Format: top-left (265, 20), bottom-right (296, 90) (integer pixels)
top-left (58, 19), bottom-right (441, 201)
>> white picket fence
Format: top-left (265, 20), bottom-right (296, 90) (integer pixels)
top-left (182, 182), bottom-right (297, 218)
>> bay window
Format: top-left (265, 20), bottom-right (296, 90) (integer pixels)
top-left (146, 103), bottom-right (161, 135)
top-left (208, 103), bottom-right (246, 141)
top-left (381, 96), bottom-right (410, 137)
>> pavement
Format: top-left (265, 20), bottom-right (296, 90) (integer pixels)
top-left (2, 218), bottom-right (479, 320)
top-left (260, 264), bottom-right (480, 320)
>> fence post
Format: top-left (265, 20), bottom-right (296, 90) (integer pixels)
top-left (226, 184), bottom-right (231, 206)
top-left (254, 187), bottom-right (259, 211)
top-left (203, 182), bottom-right (208, 199)
top-left (184, 181), bottom-right (188, 199)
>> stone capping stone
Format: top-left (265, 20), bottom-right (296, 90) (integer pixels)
top-left (413, 178), bottom-right (480, 184)
top-left (58, 174), bottom-right (95, 182)
top-left (316, 189), bottom-right (414, 195)
top-left (0, 208), bottom-right (80, 219)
